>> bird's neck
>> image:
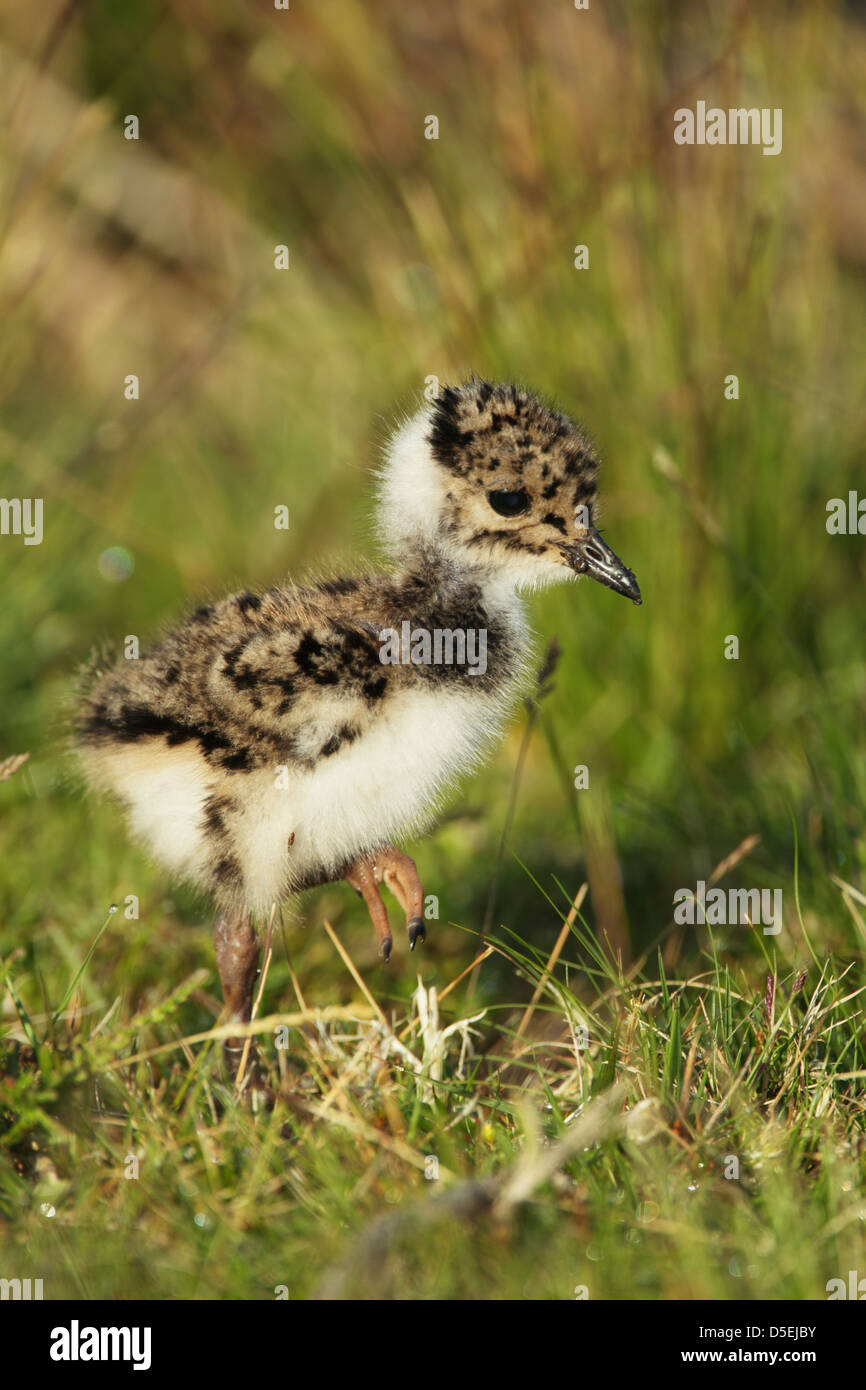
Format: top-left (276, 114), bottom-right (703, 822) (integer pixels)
top-left (393, 540), bottom-right (528, 629)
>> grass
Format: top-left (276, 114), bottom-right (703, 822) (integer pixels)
top-left (1, 0), bottom-right (866, 1300)
top-left (1, 813), bottom-right (864, 1300)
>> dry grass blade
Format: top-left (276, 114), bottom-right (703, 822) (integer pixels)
top-left (515, 882), bottom-right (587, 1041)
top-left (0, 752), bottom-right (29, 782)
top-left (101, 1005), bottom-right (376, 1070)
top-left (322, 918), bottom-right (388, 1026)
top-left (494, 1084), bottom-right (625, 1214)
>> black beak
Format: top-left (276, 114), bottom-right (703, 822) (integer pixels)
top-left (561, 526), bottom-right (642, 605)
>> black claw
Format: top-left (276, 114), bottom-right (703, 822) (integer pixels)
top-left (408, 917), bottom-right (426, 951)
top-left (380, 937), bottom-right (392, 963)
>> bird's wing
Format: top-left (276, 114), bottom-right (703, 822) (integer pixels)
top-left (200, 583), bottom-right (400, 771)
top-left (76, 580), bottom-right (406, 777)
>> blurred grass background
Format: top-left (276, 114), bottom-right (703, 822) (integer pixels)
top-left (1, 0), bottom-right (865, 1301)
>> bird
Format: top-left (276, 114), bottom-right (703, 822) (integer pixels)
top-left (75, 380), bottom-right (640, 1069)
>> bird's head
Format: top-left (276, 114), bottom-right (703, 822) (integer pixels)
top-left (377, 380), bottom-right (641, 602)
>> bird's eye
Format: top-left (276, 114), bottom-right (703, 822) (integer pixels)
top-left (487, 489), bottom-right (529, 517)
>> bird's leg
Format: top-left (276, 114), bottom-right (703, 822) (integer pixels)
top-left (213, 911), bottom-right (260, 1074)
top-left (374, 847), bottom-right (426, 951)
top-left (345, 845), bottom-right (426, 961)
top-left (345, 857), bottom-right (395, 962)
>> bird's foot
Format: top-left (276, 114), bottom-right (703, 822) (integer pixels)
top-left (345, 845), bottom-right (426, 961)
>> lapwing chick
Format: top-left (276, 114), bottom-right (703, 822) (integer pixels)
top-left (76, 381), bottom-right (640, 1065)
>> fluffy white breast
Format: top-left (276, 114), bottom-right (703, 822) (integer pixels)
top-left (81, 741), bottom-right (214, 877)
top-left (240, 679), bottom-right (521, 911)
